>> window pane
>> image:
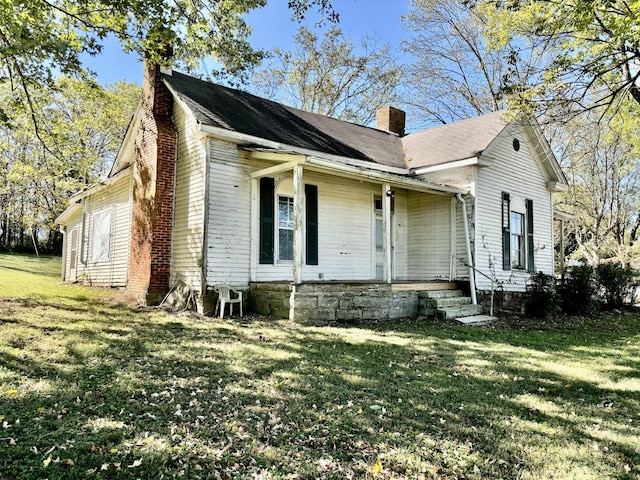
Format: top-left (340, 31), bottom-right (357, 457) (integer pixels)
top-left (279, 197), bottom-right (293, 228)
top-left (510, 212), bottom-right (525, 268)
top-left (279, 229), bottom-right (293, 260)
top-left (278, 196), bottom-right (294, 261)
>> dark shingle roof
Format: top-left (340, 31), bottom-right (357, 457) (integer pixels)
top-left (401, 111), bottom-right (508, 168)
top-left (163, 72), bottom-right (406, 168)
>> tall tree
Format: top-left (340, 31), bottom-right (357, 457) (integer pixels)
top-left (0, 0), bottom-right (336, 126)
top-left (476, 0), bottom-right (640, 120)
top-left (0, 78), bottom-right (139, 253)
top-left (402, 0), bottom-right (544, 126)
top-left (556, 107), bottom-right (640, 266)
top-left (252, 26), bottom-right (401, 125)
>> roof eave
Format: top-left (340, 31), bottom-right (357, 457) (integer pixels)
top-left (410, 156), bottom-right (490, 175)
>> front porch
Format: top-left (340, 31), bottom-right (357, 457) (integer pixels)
top-left (248, 281), bottom-right (475, 325)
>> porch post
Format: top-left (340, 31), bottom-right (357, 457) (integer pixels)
top-left (249, 177), bottom-right (259, 282)
top-left (383, 183), bottom-right (392, 283)
top-left (293, 165), bottom-right (304, 285)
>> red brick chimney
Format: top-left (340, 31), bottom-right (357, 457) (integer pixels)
top-left (376, 106), bottom-right (406, 136)
top-left (127, 59), bottom-right (177, 304)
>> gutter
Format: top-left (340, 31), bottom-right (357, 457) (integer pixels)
top-left (198, 124), bottom-right (410, 176)
top-left (249, 153), bottom-right (466, 197)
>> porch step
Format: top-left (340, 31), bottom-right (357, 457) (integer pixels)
top-left (422, 289), bottom-right (464, 299)
top-left (419, 288), bottom-right (485, 319)
top-left (437, 303), bottom-right (484, 320)
top-left (455, 315), bottom-right (498, 326)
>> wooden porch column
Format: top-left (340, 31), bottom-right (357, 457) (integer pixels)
top-left (293, 165), bottom-right (304, 284)
top-left (383, 183), bottom-right (393, 283)
top-left (249, 177), bottom-right (259, 282)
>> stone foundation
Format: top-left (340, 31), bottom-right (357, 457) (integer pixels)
top-left (477, 289), bottom-right (525, 315)
top-left (249, 282), bottom-right (423, 325)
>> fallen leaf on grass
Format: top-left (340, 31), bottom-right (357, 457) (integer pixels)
top-left (62, 458), bottom-right (75, 466)
top-left (372, 459), bottom-right (383, 474)
top-left (129, 458), bottom-right (142, 468)
top-left (43, 456), bottom-right (52, 468)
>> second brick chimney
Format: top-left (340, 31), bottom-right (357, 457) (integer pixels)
top-left (376, 106), bottom-right (406, 136)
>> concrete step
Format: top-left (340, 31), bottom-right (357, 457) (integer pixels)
top-left (435, 296), bottom-right (471, 307)
top-left (455, 315), bottom-right (497, 326)
top-left (423, 289), bottom-right (465, 299)
top-left (437, 303), bottom-right (484, 320)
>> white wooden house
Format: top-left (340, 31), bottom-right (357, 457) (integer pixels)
top-left (56, 64), bottom-right (566, 323)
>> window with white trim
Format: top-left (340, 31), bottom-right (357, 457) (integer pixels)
top-left (277, 196), bottom-right (294, 261)
top-left (502, 192), bottom-right (535, 272)
top-left (510, 211), bottom-right (525, 269)
top-left (90, 209), bottom-right (111, 262)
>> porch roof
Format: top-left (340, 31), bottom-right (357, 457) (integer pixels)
top-left (247, 150), bottom-right (467, 196)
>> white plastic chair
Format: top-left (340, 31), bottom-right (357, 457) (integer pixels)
top-left (213, 285), bottom-right (243, 319)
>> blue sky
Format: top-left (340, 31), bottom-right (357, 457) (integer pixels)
top-left (82, 0), bottom-right (410, 85)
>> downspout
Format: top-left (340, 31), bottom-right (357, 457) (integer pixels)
top-left (456, 193), bottom-right (477, 305)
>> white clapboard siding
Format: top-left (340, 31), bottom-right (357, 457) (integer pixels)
top-left (474, 129), bottom-right (555, 291)
top-left (205, 142), bottom-right (253, 286)
top-left (407, 192), bottom-right (452, 280)
top-left (255, 171), bottom-right (384, 282)
top-left (170, 102), bottom-right (206, 292)
top-left (78, 174), bottom-right (132, 286)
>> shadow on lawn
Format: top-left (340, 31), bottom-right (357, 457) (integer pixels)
top-left (1, 295), bottom-right (639, 479)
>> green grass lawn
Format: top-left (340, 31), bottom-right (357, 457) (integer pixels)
top-left (0, 253), bottom-right (639, 479)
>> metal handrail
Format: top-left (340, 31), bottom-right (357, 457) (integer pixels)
top-left (451, 254), bottom-right (497, 317)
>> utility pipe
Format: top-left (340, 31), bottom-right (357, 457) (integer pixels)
top-left (456, 193), bottom-right (477, 305)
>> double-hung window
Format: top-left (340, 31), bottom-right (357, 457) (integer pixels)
top-left (278, 196), bottom-right (294, 261)
top-left (510, 211), bottom-right (525, 269)
top-left (259, 177), bottom-right (318, 265)
top-left (502, 192), bottom-right (534, 272)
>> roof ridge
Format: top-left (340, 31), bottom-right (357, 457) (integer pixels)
top-left (408, 110), bottom-right (508, 137)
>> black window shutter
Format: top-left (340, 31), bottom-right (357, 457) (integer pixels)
top-left (259, 177), bottom-right (275, 264)
top-left (305, 184), bottom-right (319, 265)
top-left (502, 192), bottom-right (511, 270)
top-left (526, 199), bottom-right (535, 272)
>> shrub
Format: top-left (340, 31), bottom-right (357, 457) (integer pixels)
top-left (558, 264), bottom-right (596, 315)
top-left (524, 271), bottom-right (560, 319)
top-left (595, 262), bottom-right (638, 309)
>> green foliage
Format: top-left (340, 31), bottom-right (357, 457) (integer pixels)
top-left (1, 253), bottom-right (640, 478)
top-left (252, 25), bottom-right (400, 125)
top-left (0, 0), bottom-right (337, 125)
top-left (559, 264), bottom-right (596, 315)
top-left (595, 262), bottom-right (638, 309)
top-left (555, 110), bottom-right (640, 267)
top-left (524, 271), bottom-right (560, 319)
top-left (0, 78), bottom-right (139, 252)
top-left (477, 0), bottom-right (640, 118)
